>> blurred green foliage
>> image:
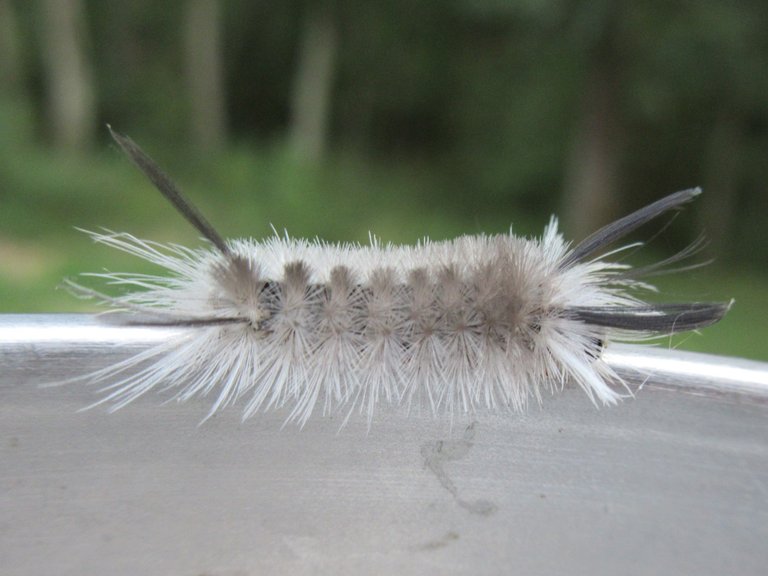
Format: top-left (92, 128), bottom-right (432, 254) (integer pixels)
top-left (0, 0), bottom-right (766, 360)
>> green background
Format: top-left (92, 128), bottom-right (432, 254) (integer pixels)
top-left (0, 1), bottom-right (766, 360)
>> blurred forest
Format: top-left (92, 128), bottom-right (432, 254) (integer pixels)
top-left (0, 0), bottom-right (766, 360)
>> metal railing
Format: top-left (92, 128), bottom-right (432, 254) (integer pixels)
top-left (2, 313), bottom-right (767, 575)
top-left (2, 313), bottom-right (767, 399)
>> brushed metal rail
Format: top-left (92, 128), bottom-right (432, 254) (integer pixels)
top-left (2, 314), bottom-right (767, 576)
top-left (1, 313), bottom-right (767, 398)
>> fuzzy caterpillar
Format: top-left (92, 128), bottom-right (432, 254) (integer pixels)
top-left (71, 128), bottom-right (731, 426)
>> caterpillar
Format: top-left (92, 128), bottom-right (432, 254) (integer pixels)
top-left (71, 128), bottom-right (730, 426)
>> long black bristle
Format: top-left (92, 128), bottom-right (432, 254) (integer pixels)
top-left (108, 125), bottom-right (231, 256)
top-left (561, 188), bottom-right (701, 268)
top-left (568, 301), bottom-right (732, 333)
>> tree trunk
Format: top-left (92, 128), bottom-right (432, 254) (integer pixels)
top-left (289, 5), bottom-right (338, 162)
top-left (562, 63), bottom-right (623, 241)
top-left (38, 0), bottom-right (96, 151)
top-left (184, 0), bottom-right (227, 153)
top-left (701, 108), bottom-right (742, 258)
top-left (0, 0), bottom-right (22, 95)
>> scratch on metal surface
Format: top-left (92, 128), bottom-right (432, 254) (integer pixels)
top-left (421, 422), bottom-right (497, 516)
top-left (413, 530), bottom-right (460, 552)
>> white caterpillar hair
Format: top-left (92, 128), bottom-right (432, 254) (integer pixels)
top-left (71, 129), bottom-right (730, 426)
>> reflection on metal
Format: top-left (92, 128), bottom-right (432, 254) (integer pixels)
top-left (2, 314), bottom-right (767, 399)
top-left (604, 340), bottom-right (768, 399)
top-left (2, 314), bottom-right (767, 575)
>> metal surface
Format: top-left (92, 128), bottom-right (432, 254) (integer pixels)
top-left (2, 314), bottom-right (767, 575)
